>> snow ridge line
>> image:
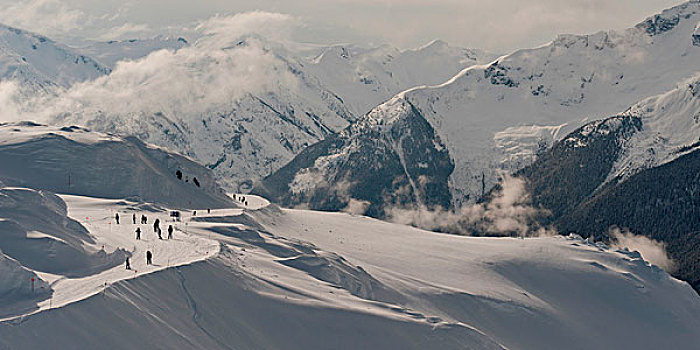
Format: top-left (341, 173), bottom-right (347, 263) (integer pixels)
top-left (0, 244), bottom-right (223, 324)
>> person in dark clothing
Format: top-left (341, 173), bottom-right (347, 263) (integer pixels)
top-left (153, 218), bottom-right (160, 232)
top-left (135, 227), bottom-right (141, 240)
top-left (193, 210), bottom-right (197, 216)
top-left (132, 213), bottom-right (136, 224)
top-left (125, 257), bottom-right (131, 270)
top-left (157, 227), bottom-right (162, 240)
top-left (141, 215), bottom-right (147, 224)
top-left (167, 225), bottom-right (173, 239)
top-left (207, 208), bottom-right (211, 214)
top-left (146, 251), bottom-right (153, 265)
top-left (115, 212), bottom-right (120, 224)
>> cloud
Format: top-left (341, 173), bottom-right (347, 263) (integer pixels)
top-left (0, 0), bottom-right (84, 33)
top-left (343, 198), bottom-right (370, 216)
top-left (97, 22), bottom-right (152, 41)
top-left (0, 0), bottom-right (685, 51)
top-left (0, 81), bottom-right (22, 121)
top-left (3, 12), bottom-right (300, 130)
top-left (196, 12), bottom-right (295, 47)
top-left (386, 173), bottom-right (553, 236)
top-left (0, 0), bottom-right (157, 42)
top-left (610, 227), bottom-right (676, 273)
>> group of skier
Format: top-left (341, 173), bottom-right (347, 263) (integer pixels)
top-left (114, 211), bottom-right (177, 269)
top-left (233, 195), bottom-right (248, 206)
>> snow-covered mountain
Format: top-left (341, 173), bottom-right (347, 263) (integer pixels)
top-left (50, 35), bottom-right (356, 192)
top-left (517, 74), bottom-right (700, 292)
top-left (258, 1), bottom-right (700, 212)
top-left (40, 31), bottom-right (489, 192)
top-left (0, 24), bottom-right (109, 90)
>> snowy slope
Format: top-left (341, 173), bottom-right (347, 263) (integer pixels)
top-left (0, 193), bottom-right (220, 321)
top-left (0, 24), bottom-right (109, 90)
top-left (0, 193), bottom-right (698, 349)
top-left (0, 122), bottom-right (233, 209)
top-left (606, 74), bottom-right (700, 181)
top-left (263, 1), bottom-right (700, 210)
top-left (523, 72), bottom-right (700, 211)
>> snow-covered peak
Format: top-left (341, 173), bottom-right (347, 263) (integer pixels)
top-left (305, 40), bottom-right (495, 116)
top-left (417, 39), bottom-right (450, 51)
top-left (0, 24), bottom-right (109, 89)
top-left (635, 0), bottom-right (700, 36)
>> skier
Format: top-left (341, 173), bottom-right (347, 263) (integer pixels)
top-left (115, 212), bottom-right (120, 224)
top-left (207, 208), bottom-right (211, 214)
top-left (132, 213), bottom-right (136, 224)
top-left (146, 250), bottom-right (153, 265)
top-left (141, 215), bottom-right (147, 224)
top-left (135, 227), bottom-right (141, 240)
top-left (193, 210), bottom-right (197, 216)
top-left (167, 225), bottom-right (173, 239)
top-left (125, 257), bottom-right (131, 270)
top-left (153, 218), bottom-right (160, 233)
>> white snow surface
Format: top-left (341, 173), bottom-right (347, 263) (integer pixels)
top-left (1, 190), bottom-right (699, 349)
top-left (0, 193), bottom-right (220, 321)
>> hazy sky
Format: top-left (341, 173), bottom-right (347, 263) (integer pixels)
top-left (0, 0), bottom-right (686, 50)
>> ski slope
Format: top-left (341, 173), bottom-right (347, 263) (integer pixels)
top-left (1, 192), bottom-right (699, 349)
top-left (253, 208), bottom-right (700, 349)
top-left (0, 195), bottom-right (221, 322)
